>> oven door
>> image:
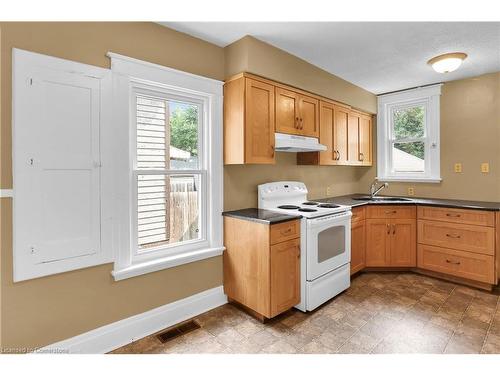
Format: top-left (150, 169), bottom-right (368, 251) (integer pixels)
top-left (306, 211), bottom-right (351, 281)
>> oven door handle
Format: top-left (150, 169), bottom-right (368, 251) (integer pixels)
top-left (306, 212), bottom-right (352, 229)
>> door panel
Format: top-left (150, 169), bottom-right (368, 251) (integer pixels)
top-left (348, 112), bottom-right (361, 165)
top-left (359, 115), bottom-right (372, 165)
top-left (390, 219), bottom-right (416, 266)
top-left (270, 238), bottom-right (301, 317)
top-left (365, 219), bottom-right (389, 266)
top-left (275, 87), bottom-right (300, 135)
top-left (244, 78), bottom-right (275, 164)
top-left (299, 95), bottom-right (319, 137)
top-left (351, 220), bottom-right (366, 274)
top-left (318, 101), bottom-right (336, 165)
top-left (31, 69), bottom-right (101, 263)
top-left (334, 106), bottom-right (349, 164)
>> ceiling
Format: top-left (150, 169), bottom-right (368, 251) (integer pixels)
top-left (159, 22), bottom-right (500, 94)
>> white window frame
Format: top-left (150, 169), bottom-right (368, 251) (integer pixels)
top-left (108, 53), bottom-right (224, 281)
top-left (377, 84), bottom-right (442, 183)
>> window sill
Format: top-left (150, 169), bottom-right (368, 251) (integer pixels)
top-left (376, 176), bottom-right (442, 183)
top-left (112, 246), bottom-right (225, 281)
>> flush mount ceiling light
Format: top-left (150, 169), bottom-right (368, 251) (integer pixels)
top-left (428, 52), bottom-right (468, 73)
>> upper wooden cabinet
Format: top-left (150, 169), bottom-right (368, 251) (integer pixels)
top-left (276, 87), bottom-right (319, 137)
top-left (297, 101), bottom-right (373, 166)
top-left (224, 76), bottom-right (275, 165)
top-left (224, 72), bottom-right (372, 165)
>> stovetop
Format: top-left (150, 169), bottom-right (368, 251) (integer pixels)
top-left (270, 201), bottom-right (349, 218)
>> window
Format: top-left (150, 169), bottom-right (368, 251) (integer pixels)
top-left (377, 84), bottom-right (442, 182)
top-left (134, 92), bottom-right (206, 257)
top-left (110, 53), bottom-right (223, 281)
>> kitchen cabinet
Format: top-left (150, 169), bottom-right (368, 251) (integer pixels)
top-left (223, 217), bottom-right (300, 320)
top-left (365, 206), bottom-right (417, 267)
top-left (276, 87), bottom-right (319, 137)
top-left (297, 103), bottom-right (372, 166)
top-left (350, 207), bottom-right (366, 274)
top-left (224, 76), bottom-right (275, 164)
top-left (417, 206), bottom-right (497, 285)
top-left (224, 72), bottom-right (372, 166)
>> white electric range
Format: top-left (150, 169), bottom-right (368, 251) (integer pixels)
top-left (258, 181), bottom-right (352, 312)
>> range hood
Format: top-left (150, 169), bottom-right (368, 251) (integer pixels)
top-left (274, 133), bottom-right (327, 152)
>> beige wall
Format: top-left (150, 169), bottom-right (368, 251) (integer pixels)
top-left (223, 36), bottom-right (377, 210)
top-left (0, 22), bottom-right (224, 350)
top-left (224, 36), bottom-right (377, 114)
top-left (358, 72), bottom-right (500, 202)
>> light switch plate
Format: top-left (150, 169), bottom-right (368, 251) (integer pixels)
top-left (481, 163), bottom-right (490, 173)
top-left (407, 187), bottom-right (415, 196)
top-left (454, 163), bottom-right (462, 173)
top-left (326, 186), bottom-right (331, 196)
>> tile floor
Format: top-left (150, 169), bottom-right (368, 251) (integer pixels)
top-left (111, 272), bottom-right (500, 354)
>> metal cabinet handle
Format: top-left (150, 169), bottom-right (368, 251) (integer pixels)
top-left (392, 224), bottom-right (396, 235)
top-left (387, 224), bottom-right (390, 234)
top-left (446, 259), bottom-right (461, 265)
top-left (446, 213), bottom-right (461, 218)
top-left (281, 228), bottom-right (292, 235)
top-left (297, 246), bottom-right (301, 258)
top-left (300, 118), bottom-right (303, 129)
top-left (337, 151), bottom-right (341, 160)
top-left (295, 117), bottom-right (299, 129)
top-left (446, 233), bottom-right (461, 239)
top-left (270, 145), bottom-right (275, 157)
top-left (359, 152), bottom-right (364, 161)
top-left (385, 210), bottom-right (397, 214)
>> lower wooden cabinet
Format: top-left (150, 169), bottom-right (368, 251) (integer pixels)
top-left (223, 216), bottom-right (300, 319)
top-left (270, 238), bottom-right (301, 316)
top-left (365, 218), bottom-right (416, 267)
top-left (418, 244), bottom-right (495, 284)
top-left (350, 207), bottom-right (366, 274)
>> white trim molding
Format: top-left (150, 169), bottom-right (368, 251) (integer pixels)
top-left (108, 52), bottom-right (224, 281)
top-left (37, 286), bottom-right (227, 354)
top-left (377, 84), bottom-right (442, 183)
top-left (112, 246), bottom-right (225, 281)
top-left (0, 189), bottom-right (13, 198)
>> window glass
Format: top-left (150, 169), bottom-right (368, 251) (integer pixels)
top-left (393, 105), bottom-right (425, 140)
top-left (135, 95), bottom-right (202, 251)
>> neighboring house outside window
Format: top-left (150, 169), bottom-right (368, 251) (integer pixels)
top-left (377, 84), bottom-right (442, 183)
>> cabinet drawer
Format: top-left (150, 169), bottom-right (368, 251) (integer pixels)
top-left (417, 206), bottom-right (495, 227)
top-left (417, 244), bottom-right (495, 284)
top-left (270, 219), bottom-right (300, 245)
top-left (366, 205), bottom-right (416, 219)
top-left (417, 220), bottom-right (495, 255)
top-left (351, 206), bottom-right (366, 223)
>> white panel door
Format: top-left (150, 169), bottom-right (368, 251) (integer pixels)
top-left (31, 69), bottom-right (101, 263)
top-left (13, 49), bottom-right (112, 281)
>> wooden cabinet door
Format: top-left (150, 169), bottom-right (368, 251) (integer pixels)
top-left (351, 220), bottom-right (366, 274)
top-left (244, 78), bottom-right (275, 164)
top-left (359, 114), bottom-right (372, 166)
top-left (389, 219), bottom-right (416, 267)
top-left (319, 101), bottom-right (336, 165)
top-left (299, 95), bottom-right (319, 137)
top-left (334, 105), bottom-right (349, 164)
top-left (365, 219), bottom-right (389, 266)
top-left (270, 238), bottom-right (300, 317)
top-left (275, 87), bottom-right (300, 135)
top-left (348, 112), bottom-right (361, 165)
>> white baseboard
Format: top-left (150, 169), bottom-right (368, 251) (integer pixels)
top-left (37, 286), bottom-right (227, 354)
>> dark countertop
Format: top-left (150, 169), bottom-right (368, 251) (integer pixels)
top-left (222, 208), bottom-right (302, 224)
top-left (314, 193), bottom-right (500, 211)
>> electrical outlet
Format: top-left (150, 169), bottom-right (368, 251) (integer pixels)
top-left (454, 163), bottom-right (462, 173)
top-left (408, 187), bottom-right (415, 196)
top-left (326, 186), bottom-right (331, 196)
top-left (481, 163), bottom-right (490, 173)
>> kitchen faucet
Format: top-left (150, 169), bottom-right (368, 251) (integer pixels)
top-left (370, 180), bottom-right (389, 198)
